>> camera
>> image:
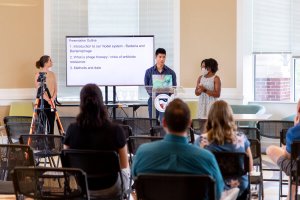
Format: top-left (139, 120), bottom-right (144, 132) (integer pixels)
top-left (37, 72), bottom-right (47, 83)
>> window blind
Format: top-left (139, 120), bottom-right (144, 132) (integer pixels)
top-left (292, 0), bottom-right (300, 56)
top-left (253, 0), bottom-right (291, 53)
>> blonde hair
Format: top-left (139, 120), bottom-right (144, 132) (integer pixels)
top-left (206, 100), bottom-right (237, 145)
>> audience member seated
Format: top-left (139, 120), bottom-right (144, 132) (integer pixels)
top-left (266, 99), bottom-right (300, 200)
top-left (132, 98), bottom-right (224, 200)
top-left (200, 100), bottom-right (253, 199)
top-left (63, 83), bottom-right (129, 197)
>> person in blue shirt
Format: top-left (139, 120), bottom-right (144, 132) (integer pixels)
top-left (132, 98), bottom-right (224, 200)
top-left (201, 100), bottom-right (253, 199)
top-left (267, 99), bottom-right (300, 199)
top-left (144, 48), bottom-right (177, 122)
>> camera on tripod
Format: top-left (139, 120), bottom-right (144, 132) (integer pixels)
top-left (37, 72), bottom-right (47, 83)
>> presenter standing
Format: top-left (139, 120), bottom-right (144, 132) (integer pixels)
top-left (144, 48), bottom-right (177, 122)
top-left (195, 58), bottom-right (221, 118)
top-left (35, 55), bottom-right (57, 134)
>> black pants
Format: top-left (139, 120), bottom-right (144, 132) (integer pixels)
top-left (37, 101), bottom-right (55, 134)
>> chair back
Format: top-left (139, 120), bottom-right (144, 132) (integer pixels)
top-left (237, 127), bottom-right (260, 140)
top-left (4, 122), bottom-right (32, 144)
top-left (249, 139), bottom-right (262, 162)
top-left (150, 125), bottom-right (166, 136)
top-left (119, 124), bottom-right (133, 140)
top-left (127, 135), bottom-right (163, 165)
top-left (290, 141), bottom-right (300, 199)
top-left (59, 116), bottom-right (76, 134)
top-left (12, 166), bottom-right (89, 200)
top-left (257, 120), bottom-right (294, 139)
top-left (191, 119), bottom-right (207, 135)
top-left (127, 136), bottom-right (164, 155)
top-left (4, 116), bottom-right (32, 143)
top-left (0, 144), bottom-right (35, 181)
top-left (135, 173), bottom-right (216, 200)
top-left (188, 128), bottom-right (195, 144)
top-left (291, 141), bottom-right (300, 160)
top-left (3, 116), bottom-right (32, 124)
top-left (111, 118), bottom-right (124, 125)
top-left (150, 126), bottom-right (195, 143)
top-left (61, 149), bottom-right (122, 192)
top-left (19, 134), bottom-right (64, 157)
top-left (123, 117), bottom-right (159, 135)
top-left (213, 152), bottom-right (249, 178)
top-left (249, 139), bottom-right (263, 176)
top-left (280, 128), bottom-right (289, 146)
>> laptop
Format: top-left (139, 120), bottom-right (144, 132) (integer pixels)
top-left (152, 74), bottom-right (173, 89)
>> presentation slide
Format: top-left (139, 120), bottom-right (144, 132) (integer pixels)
top-left (66, 36), bottom-right (154, 86)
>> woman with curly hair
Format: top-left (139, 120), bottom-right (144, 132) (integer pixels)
top-left (200, 100), bottom-right (253, 199)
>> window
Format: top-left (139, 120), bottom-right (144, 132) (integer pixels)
top-left (50, 0), bottom-right (176, 102)
top-left (252, 0), bottom-right (300, 102)
top-left (254, 54), bottom-right (292, 101)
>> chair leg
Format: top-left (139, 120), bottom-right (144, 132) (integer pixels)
top-left (50, 156), bottom-right (57, 168)
top-left (295, 176), bottom-right (298, 200)
top-left (289, 176), bottom-right (293, 200)
top-left (259, 180), bottom-right (264, 200)
top-left (279, 169), bottom-right (282, 200)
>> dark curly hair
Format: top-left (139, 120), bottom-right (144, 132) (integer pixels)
top-left (204, 58), bottom-right (218, 73)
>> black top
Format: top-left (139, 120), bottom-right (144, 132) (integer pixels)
top-left (64, 121), bottom-right (126, 151)
top-left (64, 121), bottom-right (126, 190)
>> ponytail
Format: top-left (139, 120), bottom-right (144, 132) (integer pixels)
top-left (36, 55), bottom-right (50, 69)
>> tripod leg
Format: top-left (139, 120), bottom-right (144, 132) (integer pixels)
top-left (55, 112), bottom-right (65, 136)
top-left (30, 98), bottom-right (40, 134)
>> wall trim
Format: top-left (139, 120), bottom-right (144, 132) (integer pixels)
top-left (0, 88), bottom-right (36, 105)
top-left (0, 87), bottom-right (244, 106)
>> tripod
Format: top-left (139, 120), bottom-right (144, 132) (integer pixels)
top-left (30, 73), bottom-right (64, 135)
